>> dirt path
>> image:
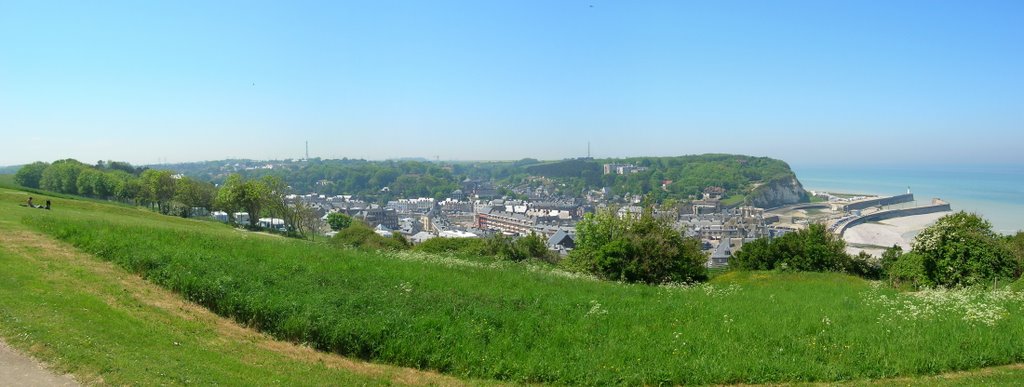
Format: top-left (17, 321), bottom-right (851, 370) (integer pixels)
top-left (0, 340), bottom-right (78, 386)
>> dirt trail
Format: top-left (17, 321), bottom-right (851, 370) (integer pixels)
top-left (0, 340), bottom-right (78, 387)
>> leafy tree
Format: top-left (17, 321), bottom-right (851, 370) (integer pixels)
top-left (216, 174), bottom-right (268, 229)
top-left (94, 171), bottom-right (119, 198)
top-left (114, 175), bottom-right (143, 205)
top-left (260, 175), bottom-right (295, 231)
top-left (75, 168), bottom-right (104, 198)
top-left (103, 160), bottom-right (145, 175)
top-left (40, 159), bottom-right (87, 194)
top-left (292, 201), bottom-right (322, 240)
top-left (913, 211), bottom-right (1016, 287)
top-left (566, 206), bottom-right (707, 283)
top-left (174, 177), bottom-right (216, 217)
top-left (141, 169), bottom-right (177, 214)
top-left (326, 212), bottom-right (353, 231)
top-left (14, 161), bottom-right (49, 188)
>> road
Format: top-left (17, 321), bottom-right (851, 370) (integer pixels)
top-left (0, 340), bottom-right (78, 386)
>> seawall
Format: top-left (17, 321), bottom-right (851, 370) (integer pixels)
top-left (836, 199), bottom-right (952, 237)
top-left (843, 193), bottom-right (915, 211)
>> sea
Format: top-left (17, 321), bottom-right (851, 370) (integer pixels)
top-left (793, 164), bottom-right (1024, 235)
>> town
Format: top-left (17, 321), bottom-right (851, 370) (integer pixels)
top-left (202, 158), bottom-right (950, 268)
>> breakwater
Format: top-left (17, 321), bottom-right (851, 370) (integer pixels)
top-left (842, 193), bottom-right (915, 211)
top-left (835, 199), bottom-right (952, 236)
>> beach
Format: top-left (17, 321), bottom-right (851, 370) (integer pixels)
top-left (843, 211), bottom-right (951, 257)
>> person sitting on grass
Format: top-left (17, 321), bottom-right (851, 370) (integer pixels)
top-left (27, 196), bottom-right (34, 207)
top-left (45, 200), bottom-right (51, 210)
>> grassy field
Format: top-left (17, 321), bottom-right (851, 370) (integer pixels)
top-left (3, 180), bottom-right (1024, 385)
top-left (0, 186), bottom-right (467, 385)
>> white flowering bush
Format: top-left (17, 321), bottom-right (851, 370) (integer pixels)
top-left (911, 212), bottom-right (1016, 287)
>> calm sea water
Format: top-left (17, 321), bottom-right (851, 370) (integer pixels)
top-left (793, 164), bottom-right (1024, 234)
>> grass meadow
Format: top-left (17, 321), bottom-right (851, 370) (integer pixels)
top-left (2, 182), bottom-right (1024, 384)
top-left (0, 186), bottom-right (468, 385)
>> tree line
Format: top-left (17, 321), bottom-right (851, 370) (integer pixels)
top-left (14, 159), bottom-right (322, 239)
top-left (135, 154), bottom-right (800, 206)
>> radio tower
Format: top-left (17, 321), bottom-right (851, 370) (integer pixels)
top-left (305, 141), bottom-right (309, 160)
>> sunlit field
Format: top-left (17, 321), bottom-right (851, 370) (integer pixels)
top-left (4, 187), bottom-right (1023, 384)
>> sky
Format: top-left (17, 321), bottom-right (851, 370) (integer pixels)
top-left (1, 1), bottom-right (1022, 167)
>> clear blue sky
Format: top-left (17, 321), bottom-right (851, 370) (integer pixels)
top-left (2, 1), bottom-right (1022, 166)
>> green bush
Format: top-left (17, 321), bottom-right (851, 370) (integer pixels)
top-left (566, 206), bottom-right (707, 283)
top-left (884, 249), bottom-right (932, 290)
top-left (913, 212), bottom-right (1016, 287)
top-left (413, 237), bottom-right (488, 255)
top-left (486, 233), bottom-right (556, 263)
top-left (1004, 231), bottom-right (1024, 279)
top-left (847, 251), bottom-right (883, 280)
top-left (731, 224), bottom-right (852, 274)
top-left (326, 212), bottom-right (353, 231)
top-left (331, 222), bottom-right (409, 251)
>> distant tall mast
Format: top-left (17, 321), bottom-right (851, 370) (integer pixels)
top-left (305, 141), bottom-right (309, 160)
top-left (587, 141), bottom-right (591, 158)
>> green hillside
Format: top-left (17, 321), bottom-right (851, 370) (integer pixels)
top-left (0, 184), bottom-right (465, 385)
top-left (13, 154), bottom-right (804, 206)
top-left (2, 181), bottom-right (1024, 385)
top-left (520, 154), bottom-right (806, 205)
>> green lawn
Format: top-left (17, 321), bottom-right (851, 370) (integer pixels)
top-left (720, 194), bottom-right (747, 207)
top-left (3, 181), bottom-right (1024, 385)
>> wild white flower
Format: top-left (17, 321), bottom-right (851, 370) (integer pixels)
top-left (586, 300), bottom-right (608, 317)
top-left (396, 281), bottom-right (413, 293)
top-left (863, 285), bottom-right (1024, 326)
top-left (658, 282), bottom-right (742, 298)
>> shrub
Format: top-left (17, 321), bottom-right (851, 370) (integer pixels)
top-left (566, 206), bottom-right (707, 283)
top-left (847, 251), bottom-right (883, 280)
top-left (413, 237), bottom-right (488, 255)
top-left (884, 250), bottom-right (932, 290)
top-left (331, 222), bottom-right (409, 251)
top-left (1004, 231), bottom-right (1024, 279)
top-left (486, 233), bottom-right (556, 263)
top-left (731, 224), bottom-right (851, 274)
top-left (913, 212), bottom-right (1016, 287)
top-left (326, 212), bottom-right (353, 231)
top-left (729, 237), bottom-right (774, 270)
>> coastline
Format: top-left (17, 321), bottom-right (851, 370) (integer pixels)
top-left (794, 164), bottom-right (1024, 234)
top-left (843, 212), bottom-right (950, 257)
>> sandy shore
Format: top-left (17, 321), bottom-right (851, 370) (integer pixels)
top-left (843, 211), bottom-right (951, 257)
